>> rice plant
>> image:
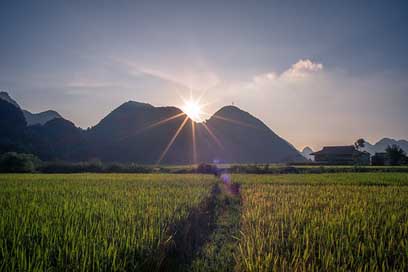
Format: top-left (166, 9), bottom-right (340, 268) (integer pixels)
top-left (235, 173), bottom-right (408, 271)
top-left (0, 174), bottom-right (216, 271)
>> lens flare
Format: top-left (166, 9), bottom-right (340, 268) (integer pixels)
top-left (182, 99), bottom-right (203, 122)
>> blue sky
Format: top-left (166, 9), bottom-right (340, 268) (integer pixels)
top-left (1, 0), bottom-right (407, 150)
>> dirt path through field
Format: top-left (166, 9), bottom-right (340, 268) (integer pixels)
top-left (159, 174), bottom-right (242, 272)
top-left (189, 177), bottom-right (242, 272)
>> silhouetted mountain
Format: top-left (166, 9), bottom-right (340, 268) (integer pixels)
top-left (0, 91), bottom-right (20, 108)
top-left (0, 91), bottom-right (63, 125)
top-left (0, 99), bottom-right (27, 152)
top-left (301, 146), bottom-right (314, 160)
top-left (88, 101), bottom-right (194, 163)
top-left (86, 103), bottom-right (305, 163)
top-left (1, 94), bottom-right (306, 164)
top-left (23, 110), bottom-right (62, 126)
top-left (363, 138), bottom-right (408, 154)
top-left (26, 118), bottom-right (87, 161)
top-left (195, 106), bottom-right (305, 163)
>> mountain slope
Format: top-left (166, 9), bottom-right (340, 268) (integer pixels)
top-left (0, 99), bottom-right (27, 153)
top-left (23, 110), bottom-right (62, 126)
top-left (0, 94), bottom-right (307, 164)
top-left (26, 118), bottom-right (87, 161)
top-left (87, 103), bottom-right (305, 164)
top-left (87, 101), bottom-right (193, 163)
top-left (364, 138), bottom-right (408, 154)
top-left (195, 106), bottom-right (305, 163)
top-left (0, 91), bottom-right (63, 125)
top-left (301, 146), bottom-right (314, 160)
top-left (0, 91), bottom-right (20, 108)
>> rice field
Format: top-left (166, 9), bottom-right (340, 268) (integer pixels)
top-left (1, 172), bottom-right (408, 271)
top-left (0, 174), bottom-right (216, 271)
top-left (234, 173), bottom-right (408, 271)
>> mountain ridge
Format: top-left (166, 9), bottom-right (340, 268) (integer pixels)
top-left (364, 138), bottom-right (408, 154)
top-left (0, 91), bottom-right (63, 125)
top-left (0, 94), bottom-right (305, 164)
top-left (301, 146), bottom-right (314, 160)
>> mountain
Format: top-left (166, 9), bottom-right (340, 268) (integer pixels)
top-left (0, 94), bottom-right (306, 164)
top-left (26, 118), bottom-right (87, 161)
top-left (86, 103), bottom-right (305, 164)
top-left (363, 138), bottom-right (408, 154)
top-left (0, 98), bottom-right (27, 153)
top-left (0, 91), bottom-right (63, 125)
top-left (23, 110), bottom-right (62, 126)
top-left (301, 146), bottom-right (314, 160)
top-left (0, 91), bottom-right (20, 108)
top-left (87, 101), bottom-right (196, 163)
top-left (195, 106), bottom-right (305, 163)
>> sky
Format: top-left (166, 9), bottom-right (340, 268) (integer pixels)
top-left (0, 0), bottom-right (407, 151)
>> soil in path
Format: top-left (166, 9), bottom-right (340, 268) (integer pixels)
top-left (159, 174), bottom-right (243, 272)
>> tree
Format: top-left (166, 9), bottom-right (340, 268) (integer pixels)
top-left (0, 152), bottom-right (40, 173)
top-left (385, 144), bottom-right (406, 165)
top-left (354, 138), bottom-right (366, 150)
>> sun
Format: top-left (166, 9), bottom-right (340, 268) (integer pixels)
top-left (182, 99), bottom-right (203, 122)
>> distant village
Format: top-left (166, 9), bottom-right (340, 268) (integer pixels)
top-left (308, 139), bottom-right (408, 166)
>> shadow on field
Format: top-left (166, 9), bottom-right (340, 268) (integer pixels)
top-left (158, 184), bottom-right (220, 271)
top-left (158, 177), bottom-right (242, 272)
top-left (188, 181), bottom-right (243, 272)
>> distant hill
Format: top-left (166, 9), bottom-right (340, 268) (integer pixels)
top-left (0, 91), bottom-right (20, 108)
top-left (301, 146), bottom-right (314, 160)
top-left (0, 91), bottom-right (63, 125)
top-left (26, 118), bottom-right (87, 161)
top-left (0, 99), bottom-right (27, 153)
top-left (23, 110), bottom-right (62, 126)
top-left (86, 103), bottom-right (305, 164)
top-left (0, 94), bottom-right (306, 164)
top-left (363, 138), bottom-right (408, 154)
top-left (87, 101), bottom-right (193, 164)
top-left (195, 106), bottom-right (305, 163)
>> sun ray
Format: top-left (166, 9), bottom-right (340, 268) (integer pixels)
top-left (202, 122), bottom-right (224, 150)
top-left (182, 99), bottom-right (203, 122)
top-left (118, 112), bottom-right (186, 141)
top-left (197, 88), bottom-right (209, 104)
top-left (157, 116), bottom-right (190, 165)
top-left (143, 112), bottom-right (186, 131)
top-left (191, 120), bottom-right (197, 164)
top-left (211, 114), bottom-right (257, 129)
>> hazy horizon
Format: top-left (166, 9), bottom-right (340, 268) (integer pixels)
top-left (1, 0), bottom-right (407, 151)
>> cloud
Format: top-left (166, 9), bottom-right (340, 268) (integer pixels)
top-left (253, 72), bottom-right (278, 85)
top-left (115, 58), bottom-right (220, 91)
top-left (205, 58), bottom-right (407, 151)
top-left (251, 59), bottom-right (323, 87)
top-left (281, 59), bottom-right (323, 79)
top-left (66, 79), bottom-right (116, 89)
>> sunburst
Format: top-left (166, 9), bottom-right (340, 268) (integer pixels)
top-left (182, 99), bottom-right (203, 122)
top-left (151, 89), bottom-right (254, 165)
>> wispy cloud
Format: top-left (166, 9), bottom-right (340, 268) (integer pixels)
top-left (114, 57), bottom-right (220, 91)
top-left (66, 79), bottom-right (117, 89)
top-left (252, 59), bottom-right (324, 86)
top-left (205, 58), bottom-right (407, 150)
top-left (281, 59), bottom-right (323, 79)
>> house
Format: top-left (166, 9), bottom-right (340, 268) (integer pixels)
top-left (310, 145), bottom-right (370, 165)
